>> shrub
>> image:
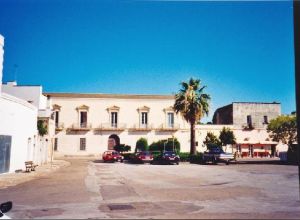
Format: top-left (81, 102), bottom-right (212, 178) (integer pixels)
top-left (114, 144), bottom-right (131, 153)
top-left (135, 138), bottom-right (148, 152)
top-left (37, 120), bottom-right (48, 136)
top-left (178, 152), bottom-right (190, 162)
top-left (149, 138), bottom-right (180, 153)
top-left (190, 152), bottom-right (204, 164)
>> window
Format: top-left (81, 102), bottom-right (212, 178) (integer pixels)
top-left (247, 115), bottom-right (252, 126)
top-left (167, 112), bottom-right (174, 127)
top-left (263, 116), bottom-right (268, 124)
top-left (111, 112), bottom-right (118, 127)
top-left (141, 112), bottom-right (148, 126)
top-left (54, 138), bottom-right (58, 151)
top-left (55, 111), bottom-right (59, 127)
top-left (80, 112), bottom-right (87, 128)
top-left (80, 138), bottom-right (86, 151)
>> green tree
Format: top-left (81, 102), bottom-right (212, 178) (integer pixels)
top-left (219, 127), bottom-right (236, 152)
top-left (135, 138), bottom-right (148, 152)
top-left (37, 120), bottom-right (48, 136)
top-left (174, 78), bottom-right (210, 155)
top-left (203, 132), bottom-right (221, 149)
top-left (267, 115), bottom-right (297, 156)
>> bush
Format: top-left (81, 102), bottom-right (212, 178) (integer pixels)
top-left (178, 152), bottom-right (190, 162)
top-left (114, 144), bottom-right (131, 153)
top-left (190, 153), bottom-right (204, 164)
top-left (149, 138), bottom-right (180, 153)
top-left (135, 138), bottom-right (148, 152)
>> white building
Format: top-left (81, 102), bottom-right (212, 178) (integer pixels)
top-left (0, 34), bottom-right (50, 174)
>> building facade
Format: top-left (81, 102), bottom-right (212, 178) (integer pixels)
top-left (46, 93), bottom-right (191, 156)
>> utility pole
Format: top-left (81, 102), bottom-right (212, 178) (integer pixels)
top-left (293, 0), bottom-right (300, 197)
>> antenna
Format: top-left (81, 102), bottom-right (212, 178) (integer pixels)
top-left (13, 64), bottom-right (18, 82)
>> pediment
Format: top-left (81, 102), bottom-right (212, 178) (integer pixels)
top-left (52, 104), bottom-right (61, 111)
top-left (76, 105), bottom-right (89, 111)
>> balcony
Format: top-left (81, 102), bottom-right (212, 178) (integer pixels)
top-left (94, 123), bottom-right (126, 131)
top-left (156, 123), bottom-right (180, 131)
top-left (128, 124), bottom-right (153, 132)
top-left (68, 122), bottom-right (92, 131)
top-left (55, 122), bottom-right (64, 131)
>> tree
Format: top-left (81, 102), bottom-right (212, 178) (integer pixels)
top-left (135, 138), bottom-right (148, 152)
top-left (203, 132), bottom-right (221, 149)
top-left (37, 120), bottom-right (48, 136)
top-left (174, 78), bottom-right (210, 155)
top-left (219, 127), bottom-right (236, 152)
top-left (267, 115), bottom-right (297, 154)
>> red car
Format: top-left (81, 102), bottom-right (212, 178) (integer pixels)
top-left (131, 151), bottom-right (154, 163)
top-left (102, 150), bottom-right (124, 163)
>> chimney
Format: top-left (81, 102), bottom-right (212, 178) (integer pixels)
top-left (0, 34), bottom-right (4, 95)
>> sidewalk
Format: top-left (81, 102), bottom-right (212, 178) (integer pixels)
top-left (0, 160), bottom-right (70, 189)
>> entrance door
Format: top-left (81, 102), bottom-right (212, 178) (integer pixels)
top-left (271, 145), bottom-right (276, 157)
top-left (0, 135), bottom-right (12, 173)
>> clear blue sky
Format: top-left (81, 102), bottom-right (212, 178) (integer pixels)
top-left (0, 0), bottom-right (296, 122)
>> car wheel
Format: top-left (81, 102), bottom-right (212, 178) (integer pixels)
top-left (226, 160), bottom-right (230, 165)
top-left (121, 159), bottom-right (124, 163)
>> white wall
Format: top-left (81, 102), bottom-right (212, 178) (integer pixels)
top-left (0, 93), bottom-right (38, 172)
top-left (2, 83), bottom-right (47, 110)
top-left (0, 35), bottom-right (4, 94)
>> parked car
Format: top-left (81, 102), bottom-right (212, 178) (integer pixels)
top-left (202, 146), bottom-right (234, 165)
top-left (130, 151), bottom-right (154, 163)
top-left (102, 150), bottom-right (124, 163)
top-left (0, 201), bottom-right (12, 219)
top-left (154, 151), bottom-right (180, 165)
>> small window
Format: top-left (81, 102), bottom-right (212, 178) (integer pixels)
top-left (80, 112), bottom-right (87, 128)
top-left (55, 111), bottom-right (59, 127)
top-left (167, 113), bottom-right (174, 127)
top-left (141, 112), bottom-right (148, 125)
top-left (80, 138), bottom-right (86, 151)
top-left (111, 112), bottom-right (118, 127)
top-left (54, 138), bottom-right (58, 151)
top-left (247, 115), bottom-right (252, 126)
top-left (263, 116), bottom-right (268, 124)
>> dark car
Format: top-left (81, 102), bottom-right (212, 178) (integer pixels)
top-left (154, 151), bottom-right (180, 165)
top-left (202, 146), bottom-right (234, 165)
top-left (130, 151), bottom-right (154, 164)
top-left (102, 150), bottom-right (124, 163)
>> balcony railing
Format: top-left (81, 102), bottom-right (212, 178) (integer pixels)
top-left (128, 124), bottom-right (153, 131)
top-left (55, 122), bottom-right (64, 131)
top-left (68, 123), bottom-right (92, 131)
top-left (94, 123), bottom-right (126, 131)
top-left (156, 123), bottom-right (180, 131)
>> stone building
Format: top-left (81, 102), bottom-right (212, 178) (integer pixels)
top-left (212, 102), bottom-right (281, 129)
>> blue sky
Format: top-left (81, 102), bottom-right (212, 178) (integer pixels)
top-left (0, 0), bottom-right (295, 122)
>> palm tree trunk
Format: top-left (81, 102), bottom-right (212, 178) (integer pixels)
top-left (190, 122), bottom-right (196, 155)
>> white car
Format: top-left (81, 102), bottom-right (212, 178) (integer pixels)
top-left (0, 202), bottom-right (12, 219)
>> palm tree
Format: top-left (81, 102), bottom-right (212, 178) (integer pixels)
top-left (174, 78), bottom-right (210, 155)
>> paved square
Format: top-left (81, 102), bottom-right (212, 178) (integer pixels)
top-left (0, 158), bottom-right (299, 219)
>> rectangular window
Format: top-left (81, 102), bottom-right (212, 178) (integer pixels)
top-left (80, 112), bottom-right (87, 128)
top-left (54, 138), bottom-right (58, 151)
top-left (168, 112), bottom-right (174, 127)
top-left (111, 112), bottom-right (118, 127)
top-left (263, 116), bottom-right (268, 124)
top-left (80, 138), bottom-right (86, 151)
top-left (55, 111), bottom-right (59, 127)
top-left (247, 115), bottom-right (252, 126)
top-left (141, 112), bottom-right (148, 125)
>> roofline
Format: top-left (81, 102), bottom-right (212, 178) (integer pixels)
top-left (43, 92), bottom-right (175, 100)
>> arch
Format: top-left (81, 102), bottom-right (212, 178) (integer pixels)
top-left (108, 134), bottom-right (120, 150)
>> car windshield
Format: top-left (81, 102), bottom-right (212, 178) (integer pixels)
top-left (210, 147), bottom-right (224, 153)
top-left (163, 151), bottom-right (176, 156)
